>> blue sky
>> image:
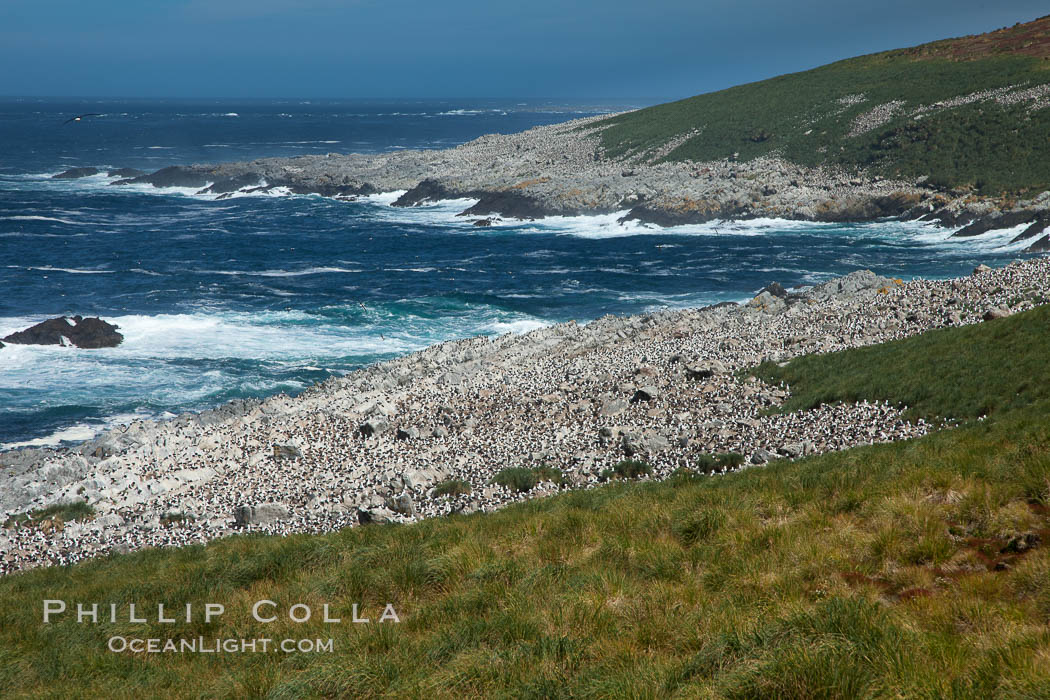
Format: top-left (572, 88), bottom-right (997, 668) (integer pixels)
top-left (1, 0), bottom-right (1046, 99)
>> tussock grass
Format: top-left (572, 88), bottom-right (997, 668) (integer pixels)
top-left (2, 313), bottom-right (1050, 696)
top-left (3, 501), bottom-right (95, 529)
top-left (753, 303), bottom-right (1050, 422)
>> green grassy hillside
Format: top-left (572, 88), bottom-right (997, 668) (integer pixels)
top-left (2, 309), bottom-right (1050, 696)
top-left (594, 16), bottom-right (1050, 195)
top-left (752, 302), bottom-right (1050, 422)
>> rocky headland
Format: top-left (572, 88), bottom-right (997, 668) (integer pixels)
top-left (2, 259), bottom-right (1049, 575)
top-left (89, 108), bottom-right (1050, 252)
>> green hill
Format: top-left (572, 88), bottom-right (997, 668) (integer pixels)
top-left (593, 16), bottom-right (1050, 195)
top-left (2, 308), bottom-right (1050, 696)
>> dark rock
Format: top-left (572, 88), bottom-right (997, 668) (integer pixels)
top-left (619, 203), bottom-right (748, 227)
top-left (472, 218), bottom-right (495, 227)
top-left (685, 360), bottom-right (727, 379)
top-left (952, 210), bottom-right (1040, 238)
top-left (1012, 214), bottom-right (1050, 243)
top-left (395, 427), bottom-right (419, 441)
top-left (459, 190), bottom-right (561, 219)
top-left (1026, 234), bottom-right (1050, 253)
top-left (2, 316), bottom-right (123, 348)
top-left (392, 178), bottom-right (458, 207)
top-left (761, 282), bottom-right (788, 298)
top-left (123, 166), bottom-right (214, 189)
top-left (631, 386), bottom-right (659, 403)
top-left (197, 174), bottom-right (262, 195)
top-left (106, 168), bottom-right (145, 178)
top-left (52, 167), bottom-right (99, 179)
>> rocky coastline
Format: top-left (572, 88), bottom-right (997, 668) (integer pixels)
top-left (68, 112), bottom-right (1050, 250)
top-left (3, 259), bottom-right (1049, 575)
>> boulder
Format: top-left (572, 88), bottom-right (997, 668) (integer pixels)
top-left (385, 493), bottom-right (416, 516)
top-left (685, 360), bottom-right (727, 380)
top-left (746, 291), bottom-right (787, 313)
top-left (972, 264), bottom-right (992, 275)
top-left (806, 270), bottom-right (895, 302)
top-left (360, 418), bottom-right (390, 437)
top-left (272, 444), bottom-right (302, 460)
top-left (234, 503), bottom-right (290, 527)
top-left (751, 448), bottom-right (778, 465)
top-left (982, 306), bottom-right (1011, 321)
top-left (622, 431), bottom-right (670, 456)
top-left (357, 507), bottom-right (397, 525)
top-left (600, 398), bottom-right (628, 416)
top-left (396, 427), bottom-right (420, 441)
top-left (631, 386), bottom-right (659, 403)
top-left (2, 316), bottom-right (123, 348)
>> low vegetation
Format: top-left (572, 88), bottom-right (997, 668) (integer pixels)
top-left (1, 312), bottom-right (1049, 696)
top-left (490, 464), bottom-right (567, 493)
top-left (431, 479), bottom-right (472, 499)
top-left (600, 459), bottom-right (653, 481)
top-left (2, 501), bottom-right (95, 530)
top-left (753, 303), bottom-right (1050, 422)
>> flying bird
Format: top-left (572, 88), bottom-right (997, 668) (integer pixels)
top-left (62, 113), bottom-right (102, 125)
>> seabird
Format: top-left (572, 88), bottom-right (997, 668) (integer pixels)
top-left (62, 113), bottom-right (103, 125)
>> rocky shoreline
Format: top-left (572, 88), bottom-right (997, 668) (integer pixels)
top-left (3, 259), bottom-right (1050, 575)
top-left (57, 112), bottom-right (1050, 251)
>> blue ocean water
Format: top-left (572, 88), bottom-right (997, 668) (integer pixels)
top-left (0, 97), bottom-right (1035, 448)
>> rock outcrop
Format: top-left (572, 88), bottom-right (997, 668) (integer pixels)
top-left (2, 316), bottom-right (123, 349)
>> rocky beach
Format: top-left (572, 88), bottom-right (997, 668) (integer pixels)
top-left (2, 258), bottom-right (1048, 576)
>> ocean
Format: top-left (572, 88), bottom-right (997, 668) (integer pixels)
top-left (0, 97), bottom-right (1033, 449)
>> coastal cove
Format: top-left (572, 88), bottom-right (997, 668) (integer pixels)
top-left (0, 98), bottom-right (1043, 451)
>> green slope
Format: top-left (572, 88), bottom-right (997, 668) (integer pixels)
top-left (2, 310), bottom-right (1050, 696)
top-left (594, 16), bottom-right (1050, 195)
top-left (753, 302), bottom-right (1050, 422)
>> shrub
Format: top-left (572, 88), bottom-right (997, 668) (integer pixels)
top-left (491, 468), bottom-right (539, 493)
top-left (432, 479), bottom-right (472, 498)
top-left (603, 460), bottom-right (653, 481)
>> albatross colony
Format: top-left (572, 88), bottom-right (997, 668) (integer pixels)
top-left (1, 260), bottom-right (1048, 575)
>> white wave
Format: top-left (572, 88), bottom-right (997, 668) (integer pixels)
top-left (203, 266), bottom-right (362, 277)
top-left (223, 112), bottom-right (239, 117)
top-left (27, 266), bottom-right (113, 274)
top-left (484, 318), bottom-right (551, 334)
top-left (146, 146), bottom-right (174, 150)
top-left (1, 215), bottom-right (85, 225)
top-left (898, 221), bottom-right (1036, 253)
